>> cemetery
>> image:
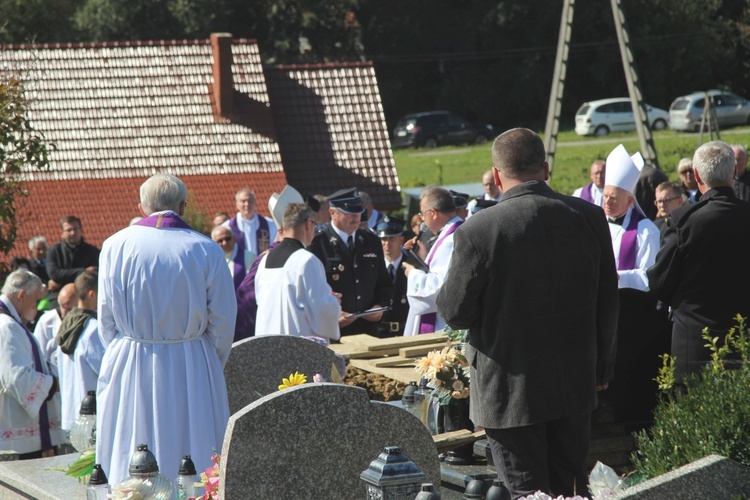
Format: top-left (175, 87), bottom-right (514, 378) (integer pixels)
top-left (1, 333), bottom-right (749, 499)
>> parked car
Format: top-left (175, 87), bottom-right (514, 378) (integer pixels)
top-left (669, 90), bottom-right (750, 132)
top-left (574, 98), bottom-right (669, 136)
top-left (391, 111), bottom-right (494, 149)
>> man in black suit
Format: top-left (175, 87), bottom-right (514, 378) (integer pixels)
top-left (309, 188), bottom-right (392, 337)
top-left (437, 128), bottom-right (619, 498)
top-left (376, 216), bottom-right (408, 337)
top-left (648, 141), bottom-right (750, 384)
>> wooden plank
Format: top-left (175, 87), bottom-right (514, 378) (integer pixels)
top-left (339, 334), bottom-right (378, 345)
top-left (366, 332), bottom-right (449, 352)
top-left (399, 343), bottom-right (451, 358)
top-left (327, 343), bottom-right (373, 358)
top-left (348, 347), bottom-right (401, 359)
top-left (349, 359), bottom-right (421, 384)
top-left (433, 430), bottom-right (486, 454)
top-left (370, 356), bottom-right (417, 368)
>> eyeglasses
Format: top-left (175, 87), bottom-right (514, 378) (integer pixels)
top-left (418, 208), bottom-right (435, 219)
top-left (215, 237), bottom-right (233, 243)
top-left (654, 197), bottom-right (680, 206)
top-left (679, 168), bottom-right (694, 175)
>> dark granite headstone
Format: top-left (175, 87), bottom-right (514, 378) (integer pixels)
top-left (220, 383), bottom-right (440, 498)
top-left (224, 335), bottom-right (346, 415)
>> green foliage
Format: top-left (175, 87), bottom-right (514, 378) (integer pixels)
top-left (49, 450), bottom-right (95, 484)
top-left (182, 191), bottom-right (211, 236)
top-left (0, 71), bottom-right (53, 256)
top-left (631, 316), bottom-right (750, 479)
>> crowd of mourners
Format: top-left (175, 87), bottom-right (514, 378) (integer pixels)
top-left (1, 131), bottom-right (749, 499)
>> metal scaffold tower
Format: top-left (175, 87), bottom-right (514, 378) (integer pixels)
top-left (543, 0), bottom-right (660, 173)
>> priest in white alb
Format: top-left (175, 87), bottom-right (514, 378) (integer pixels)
top-left (255, 202), bottom-right (341, 342)
top-left (96, 174), bottom-right (236, 485)
top-left (402, 186), bottom-right (463, 336)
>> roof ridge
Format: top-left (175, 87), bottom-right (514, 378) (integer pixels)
top-left (270, 61), bottom-right (373, 70)
top-left (0, 37), bottom-right (258, 51)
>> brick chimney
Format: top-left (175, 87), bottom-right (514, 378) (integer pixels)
top-left (210, 33), bottom-right (234, 121)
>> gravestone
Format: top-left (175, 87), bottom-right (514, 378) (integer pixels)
top-left (616, 454), bottom-right (750, 499)
top-left (220, 383), bottom-right (440, 499)
top-left (224, 335), bottom-right (346, 415)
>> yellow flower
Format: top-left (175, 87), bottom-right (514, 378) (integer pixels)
top-left (278, 371), bottom-right (307, 390)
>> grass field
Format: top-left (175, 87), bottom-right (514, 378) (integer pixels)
top-left (393, 127), bottom-right (750, 196)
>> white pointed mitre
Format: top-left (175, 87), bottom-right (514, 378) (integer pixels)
top-left (604, 144), bottom-right (644, 195)
top-left (268, 185), bottom-right (304, 228)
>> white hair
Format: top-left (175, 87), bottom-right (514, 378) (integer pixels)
top-left (140, 174), bottom-right (188, 214)
top-left (27, 236), bottom-right (47, 251)
top-left (2, 270), bottom-right (42, 297)
top-left (693, 141), bottom-right (735, 188)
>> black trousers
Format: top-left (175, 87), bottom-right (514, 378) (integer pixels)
top-left (485, 413), bottom-right (591, 499)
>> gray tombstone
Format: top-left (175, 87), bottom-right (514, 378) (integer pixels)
top-left (224, 335), bottom-right (346, 415)
top-left (616, 454), bottom-right (750, 499)
top-left (220, 383), bottom-right (440, 499)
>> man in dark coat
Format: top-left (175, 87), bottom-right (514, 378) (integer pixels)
top-left (437, 128), bottom-right (619, 498)
top-left (47, 216), bottom-right (99, 293)
top-left (309, 188), bottom-right (392, 337)
top-left (376, 216), bottom-right (408, 337)
top-left (648, 140), bottom-right (750, 384)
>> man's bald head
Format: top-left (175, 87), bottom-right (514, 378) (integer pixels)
top-left (58, 283), bottom-right (77, 317)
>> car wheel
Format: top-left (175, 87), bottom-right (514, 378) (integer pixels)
top-left (594, 125), bottom-right (609, 136)
top-left (652, 119), bottom-right (667, 130)
top-left (424, 137), bottom-right (439, 149)
top-left (474, 134), bottom-right (489, 145)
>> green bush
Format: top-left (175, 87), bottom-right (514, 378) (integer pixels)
top-left (631, 316), bottom-right (750, 479)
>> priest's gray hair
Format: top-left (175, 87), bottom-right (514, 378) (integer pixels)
top-left (283, 203), bottom-right (314, 229)
top-left (420, 186), bottom-right (455, 213)
top-left (693, 141), bottom-right (735, 188)
top-left (2, 270), bottom-right (42, 297)
top-left (140, 174), bottom-right (188, 214)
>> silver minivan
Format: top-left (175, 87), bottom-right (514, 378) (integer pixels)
top-left (575, 98), bottom-right (669, 136)
top-left (669, 90), bottom-right (750, 132)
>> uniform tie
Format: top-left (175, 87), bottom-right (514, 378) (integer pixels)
top-left (387, 263), bottom-right (395, 280)
top-left (347, 235), bottom-right (354, 253)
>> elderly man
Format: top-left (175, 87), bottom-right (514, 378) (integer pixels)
top-left (677, 158), bottom-right (701, 203)
top-left (27, 236), bottom-right (49, 284)
top-left (573, 160), bottom-right (606, 206)
top-left (56, 270), bottom-right (103, 432)
top-left (97, 173), bottom-right (236, 485)
top-left (309, 188), bottom-right (392, 336)
top-left (376, 216), bottom-right (409, 337)
top-left (34, 283), bottom-right (76, 366)
top-left (223, 188), bottom-right (278, 255)
top-left (603, 145), bottom-right (669, 425)
top-left (211, 225), bottom-right (256, 290)
top-left (467, 170), bottom-right (502, 217)
top-left (731, 144), bottom-right (750, 201)
top-left (46, 216), bottom-right (99, 293)
top-left (437, 128), bottom-right (618, 498)
top-left (403, 186), bottom-right (462, 335)
top-left (653, 182), bottom-right (687, 235)
top-left (0, 270), bottom-right (65, 459)
top-left (255, 203), bottom-right (341, 342)
top-left (649, 141), bottom-right (750, 384)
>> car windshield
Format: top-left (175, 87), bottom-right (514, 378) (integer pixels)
top-left (671, 99), bottom-right (690, 111)
top-left (576, 105), bottom-right (590, 116)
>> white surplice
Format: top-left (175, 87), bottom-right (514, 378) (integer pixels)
top-left (573, 183), bottom-right (604, 207)
top-left (255, 244), bottom-right (341, 342)
top-left (404, 217), bottom-right (463, 336)
top-left (56, 317), bottom-right (104, 431)
top-left (0, 296), bottom-right (66, 454)
top-left (608, 206), bottom-right (660, 291)
top-left (96, 211), bottom-right (237, 485)
top-left (33, 308), bottom-right (62, 366)
top-left (223, 212), bottom-right (278, 255)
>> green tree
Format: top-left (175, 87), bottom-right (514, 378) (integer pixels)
top-left (0, 71), bottom-right (54, 257)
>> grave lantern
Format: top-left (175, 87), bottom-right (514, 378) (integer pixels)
top-left (360, 446), bottom-right (426, 499)
top-left (122, 443), bottom-right (173, 500)
top-left (70, 390), bottom-right (97, 452)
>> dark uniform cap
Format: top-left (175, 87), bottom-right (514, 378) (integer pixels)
top-left (471, 198), bottom-right (498, 214)
top-left (327, 188), bottom-right (365, 214)
top-left (449, 190), bottom-right (469, 209)
top-left (302, 193), bottom-right (321, 213)
top-left (376, 216), bottom-right (406, 237)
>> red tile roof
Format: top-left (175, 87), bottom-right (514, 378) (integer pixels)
top-left (265, 63), bottom-right (401, 209)
top-left (1, 36), bottom-right (400, 261)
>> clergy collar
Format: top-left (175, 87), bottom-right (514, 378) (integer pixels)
top-left (236, 212), bottom-right (257, 224)
top-left (608, 206), bottom-right (632, 226)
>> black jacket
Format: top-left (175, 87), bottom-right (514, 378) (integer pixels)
top-left (47, 240), bottom-right (100, 286)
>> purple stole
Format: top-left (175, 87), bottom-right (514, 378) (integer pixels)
top-left (419, 220), bottom-right (464, 334)
top-left (234, 242), bottom-right (281, 342)
top-left (580, 182), bottom-right (595, 204)
top-left (229, 214), bottom-right (270, 254)
top-left (134, 211), bottom-right (193, 230)
top-left (617, 209), bottom-right (644, 271)
top-left (231, 249), bottom-right (246, 290)
top-left (0, 301), bottom-right (52, 452)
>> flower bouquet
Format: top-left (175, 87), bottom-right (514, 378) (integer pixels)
top-left (414, 342), bottom-right (470, 406)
